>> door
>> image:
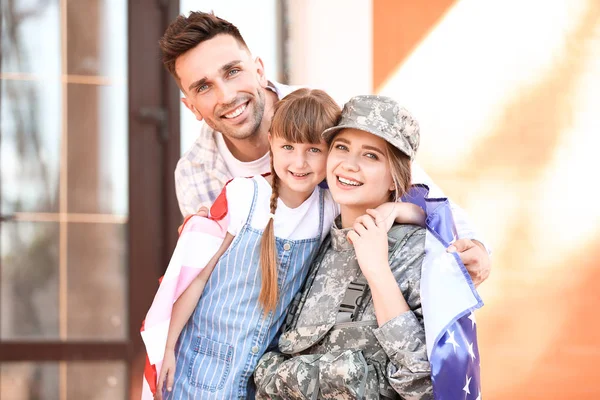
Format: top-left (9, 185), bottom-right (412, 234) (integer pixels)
top-left (0, 0), bottom-right (180, 398)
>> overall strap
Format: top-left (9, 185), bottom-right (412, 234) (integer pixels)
top-left (313, 187), bottom-right (326, 244)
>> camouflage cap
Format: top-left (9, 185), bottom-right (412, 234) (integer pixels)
top-left (322, 95), bottom-right (420, 159)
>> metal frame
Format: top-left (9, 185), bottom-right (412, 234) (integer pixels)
top-left (127, 0), bottom-right (181, 397)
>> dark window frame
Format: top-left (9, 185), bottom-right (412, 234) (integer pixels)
top-left (0, 1), bottom-right (181, 398)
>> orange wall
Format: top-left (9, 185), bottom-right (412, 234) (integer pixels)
top-left (373, 0), bottom-right (456, 91)
top-left (374, 1), bottom-right (600, 398)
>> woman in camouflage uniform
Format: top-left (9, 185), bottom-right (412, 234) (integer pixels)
top-left (254, 95), bottom-right (433, 399)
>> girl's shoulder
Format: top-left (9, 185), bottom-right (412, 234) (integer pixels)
top-left (225, 175), bottom-right (268, 197)
top-left (221, 178), bottom-right (254, 204)
top-left (225, 175), bottom-right (276, 212)
top-left (217, 177), bottom-right (263, 235)
top-left (227, 175), bottom-right (259, 187)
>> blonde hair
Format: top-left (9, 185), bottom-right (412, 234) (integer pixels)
top-left (258, 88), bottom-right (341, 312)
top-left (385, 143), bottom-right (412, 202)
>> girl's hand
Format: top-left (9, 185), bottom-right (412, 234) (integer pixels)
top-left (347, 210), bottom-right (391, 280)
top-left (155, 350), bottom-right (176, 399)
top-left (373, 202), bottom-right (426, 231)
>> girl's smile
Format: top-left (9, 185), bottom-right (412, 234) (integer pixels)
top-left (269, 135), bottom-right (328, 208)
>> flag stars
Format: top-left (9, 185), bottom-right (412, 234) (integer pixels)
top-left (446, 330), bottom-right (460, 352)
top-left (468, 312), bottom-right (476, 329)
top-left (475, 390), bottom-right (482, 400)
top-left (463, 374), bottom-right (471, 395)
top-left (467, 341), bottom-right (476, 361)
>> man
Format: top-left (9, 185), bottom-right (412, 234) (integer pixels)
top-left (159, 11), bottom-right (490, 285)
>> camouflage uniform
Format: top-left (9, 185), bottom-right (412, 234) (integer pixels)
top-left (254, 219), bottom-right (433, 399)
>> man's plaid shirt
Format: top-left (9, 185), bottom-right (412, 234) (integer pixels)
top-left (175, 120), bottom-right (233, 216)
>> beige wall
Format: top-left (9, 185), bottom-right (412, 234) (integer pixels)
top-left (287, 0), bottom-right (373, 104)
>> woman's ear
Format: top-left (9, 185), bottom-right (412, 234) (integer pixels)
top-left (389, 180), bottom-right (398, 202)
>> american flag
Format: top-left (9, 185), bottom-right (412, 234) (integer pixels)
top-left (405, 185), bottom-right (484, 399)
top-left (139, 187), bottom-right (231, 399)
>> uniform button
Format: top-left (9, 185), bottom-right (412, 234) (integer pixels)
top-left (251, 345), bottom-right (259, 354)
top-left (283, 243), bottom-right (291, 251)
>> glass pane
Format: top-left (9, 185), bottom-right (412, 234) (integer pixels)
top-left (66, 361), bottom-right (126, 399)
top-left (66, 83), bottom-right (127, 215)
top-left (0, 363), bottom-right (59, 400)
top-left (0, 78), bottom-right (61, 214)
top-left (0, 0), bottom-right (61, 75)
top-left (66, 0), bottom-right (127, 78)
top-left (0, 222), bottom-right (59, 340)
top-left (67, 223), bottom-right (127, 340)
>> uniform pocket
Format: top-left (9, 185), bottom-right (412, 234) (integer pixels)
top-left (187, 336), bottom-right (233, 392)
top-left (318, 350), bottom-right (369, 399)
top-left (273, 354), bottom-right (321, 399)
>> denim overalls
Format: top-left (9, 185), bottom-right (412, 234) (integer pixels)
top-left (166, 178), bottom-right (325, 399)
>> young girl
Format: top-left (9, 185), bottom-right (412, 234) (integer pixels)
top-left (142, 89), bottom-right (425, 400)
top-left (254, 95), bottom-right (435, 399)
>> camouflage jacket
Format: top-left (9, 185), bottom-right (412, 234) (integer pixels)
top-left (254, 222), bottom-right (433, 399)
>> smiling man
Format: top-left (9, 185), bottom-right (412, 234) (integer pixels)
top-left (159, 11), bottom-right (491, 286)
top-left (160, 13), bottom-right (298, 217)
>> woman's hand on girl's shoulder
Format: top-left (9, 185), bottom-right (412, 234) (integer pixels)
top-left (347, 210), bottom-right (391, 279)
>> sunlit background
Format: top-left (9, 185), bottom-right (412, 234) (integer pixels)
top-left (1, 0), bottom-right (599, 399)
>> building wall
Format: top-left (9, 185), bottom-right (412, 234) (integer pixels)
top-left (286, 0), bottom-right (373, 105)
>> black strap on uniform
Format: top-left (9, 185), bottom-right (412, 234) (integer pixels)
top-left (336, 274), bottom-right (371, 323)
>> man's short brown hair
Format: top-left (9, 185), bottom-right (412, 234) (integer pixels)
top-left (159, 11), bottom-right (249, 85)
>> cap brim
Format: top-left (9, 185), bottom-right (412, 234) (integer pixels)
top-left (322, 125), bottom-right (344, 142)
top-left (322, 123), bottom-right (383, 143)
top-left (322, 122), bottom-right (415, 160)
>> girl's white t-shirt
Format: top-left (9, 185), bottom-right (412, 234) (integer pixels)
top-left (221, 175), bottom-right (338, 242)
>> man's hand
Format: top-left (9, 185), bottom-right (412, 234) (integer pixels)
top-left (195, 206), bottom-right (209, 217)
top-left (447, 239), bottom-right (491, 287)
